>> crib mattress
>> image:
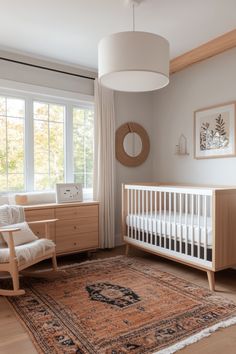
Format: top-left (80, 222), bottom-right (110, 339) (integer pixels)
top-left (126, 211), bottom-right (212, 248)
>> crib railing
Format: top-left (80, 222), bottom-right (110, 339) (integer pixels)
top-left (123, 184), bottom-right (214, 267)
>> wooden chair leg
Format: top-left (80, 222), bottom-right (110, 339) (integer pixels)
top-left (207, 270), bottom-right (215, 291)
top-left (0, 271), bottom-right (25, 296)
top-left (125, 244), bottom-right (130, 256)
top-left (52, 252), bottom-right (58, 271)
top-left (1, 261), bottom-right (25, 296)
top-left (11, 260), bottom-right (20, 292)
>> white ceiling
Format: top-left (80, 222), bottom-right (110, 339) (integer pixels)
top-left (0, 0), bottom-right (235, 71)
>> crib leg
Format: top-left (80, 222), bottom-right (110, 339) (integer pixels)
top-left (207, 270), bottom-right (215, 291)
top-left (125, 244), bottom-right (130, 256)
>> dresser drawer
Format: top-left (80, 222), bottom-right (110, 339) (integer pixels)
top-left (55, 205), bottom-right (98, 220)
top-left (24, 202), bottom-right (99, 255)
top-left (77, 232), bottom-right (99, 250)
top-left (56, 217), bottom-right (98, 237)
top-left (56, 232), bottom-right (98, 253)
top-left (25, 208), bottom-right (55, 222)
top-left (28, 223), bottom-right (55, 241)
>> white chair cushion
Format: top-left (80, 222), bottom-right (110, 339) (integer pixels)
top-left (0, 238), bottom-right (55, 266)
top-left (1, 222), bottom-right (38, 246)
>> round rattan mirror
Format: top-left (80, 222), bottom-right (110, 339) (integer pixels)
top-left (115, 122), bottom-right (150, 167)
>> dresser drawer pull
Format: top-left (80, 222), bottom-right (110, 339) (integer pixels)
top-left (73, 226), bottom-right (77, 230)
top-left (73, 242), bottom-right (77, 246)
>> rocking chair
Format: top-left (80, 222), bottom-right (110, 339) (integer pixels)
top-left (0, 206), bottom-right (57, 296)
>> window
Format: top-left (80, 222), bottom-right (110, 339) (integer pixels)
top-left (73, 106), bottom-right (94, 189)
top-left (0, 96), bottom-right (25, 192)
top-left (0, 91), bottom-right (94, 196)
top-left (34, 101), bottom-right (65, 191)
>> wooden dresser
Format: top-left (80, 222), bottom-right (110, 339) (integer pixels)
top-left (24, 201), bottom-right (99, 255)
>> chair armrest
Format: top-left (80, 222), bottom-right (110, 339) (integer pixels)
top-left (28, 219), bottom-right (58, 240)
top-left (27, 219), bottom-right (58, 225)
top-left (0, 227), bottom-right (21, 233)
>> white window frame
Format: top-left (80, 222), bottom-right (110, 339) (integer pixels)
top-left (0, 79), bottom-right (94, 194)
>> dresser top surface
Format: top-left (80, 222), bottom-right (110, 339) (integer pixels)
top-left (23, 201), bottom-right (99, 210)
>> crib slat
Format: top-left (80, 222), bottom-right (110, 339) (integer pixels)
top-left (146, 190), bottom-right (149, 244)
top-left (138, 189), bottom-right (141, 241)
top-left (131, 189), bottom-right (134, 239)
top-left (150, 191), bottom-right (153, 245)
top-left (174, 192), bottom-right (177, 251)
top-left (185, 194), bottom-right (188, 255)
top-left (128, 189), bottom-right (130, 238)
top-left (142, 190), bottom-right (145, 242)
top-left (134, 189), bottom-right (137, 240)
top-left (146, 190), bottom-right (148, 216)
top-left (191, 194), bottom-right (194, 257)
top-left (179, 194), bottom-right (182, 253)
top-left (155, 191), bottom-right (157, 246)
top-left (197, 194), bottom-right (201, 259)
top-left (159, 191), bottom-right (162, 246)
top-left (164, 191), bottom-right (167, 248)
top-left (204, 195), bottom-right (207, 260)
top-left (150, 191), bottom-right (153, 218)
top-left (169, 192), bottom-right (172, 250)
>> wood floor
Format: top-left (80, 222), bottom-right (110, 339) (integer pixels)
top-left (1, 246), bottom-right (236, 354)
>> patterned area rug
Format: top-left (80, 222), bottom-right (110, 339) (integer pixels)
top-left (6, 256), bottom-right (236, 354)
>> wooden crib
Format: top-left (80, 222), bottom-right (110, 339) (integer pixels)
top-left (122, 183), bottom-right (236, 291)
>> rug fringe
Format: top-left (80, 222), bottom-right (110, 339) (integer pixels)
top-left (154, 316), bottom-right (236, 354)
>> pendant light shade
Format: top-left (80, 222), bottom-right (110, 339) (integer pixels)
top-left (98, 31), bottom-right (169, 92)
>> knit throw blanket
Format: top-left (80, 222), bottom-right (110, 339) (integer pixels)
top-left (0, 205), bottom-right (25, 245)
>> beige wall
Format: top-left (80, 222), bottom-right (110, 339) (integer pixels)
top-left (114, 91), bottom-right (154, 244)
top-left (152, 47), bottom-right (236, 186)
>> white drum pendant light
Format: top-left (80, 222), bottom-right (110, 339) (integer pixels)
top-left (98, 0), bottom-right (169, 92)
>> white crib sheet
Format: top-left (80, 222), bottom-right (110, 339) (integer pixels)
top-left (126, 211), bottom-right (212, 248)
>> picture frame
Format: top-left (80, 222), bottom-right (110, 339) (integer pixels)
top-left (56, 183), bottom-right (83, 203)
top-left (194, 102), bottom-right (236, 159)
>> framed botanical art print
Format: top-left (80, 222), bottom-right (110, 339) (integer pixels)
top-left (194, 102), bottom-right (236, 159)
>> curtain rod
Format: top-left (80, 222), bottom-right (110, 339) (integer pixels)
top-left (0, 56), bottom-right (96, 81)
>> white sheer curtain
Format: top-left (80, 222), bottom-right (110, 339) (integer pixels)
top-left (93, 79), bottom-right (115, 248)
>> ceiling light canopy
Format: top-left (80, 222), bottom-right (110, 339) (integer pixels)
top-left (98, 0), bottom-right (169, 92)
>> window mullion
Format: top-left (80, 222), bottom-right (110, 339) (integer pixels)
top-left (65, 104), bottom-right (73, 182)
top-left (25, 97), bottom-right (34, 191)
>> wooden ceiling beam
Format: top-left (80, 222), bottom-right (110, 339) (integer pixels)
top-left (170, 29), bottom-right (236, 74)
